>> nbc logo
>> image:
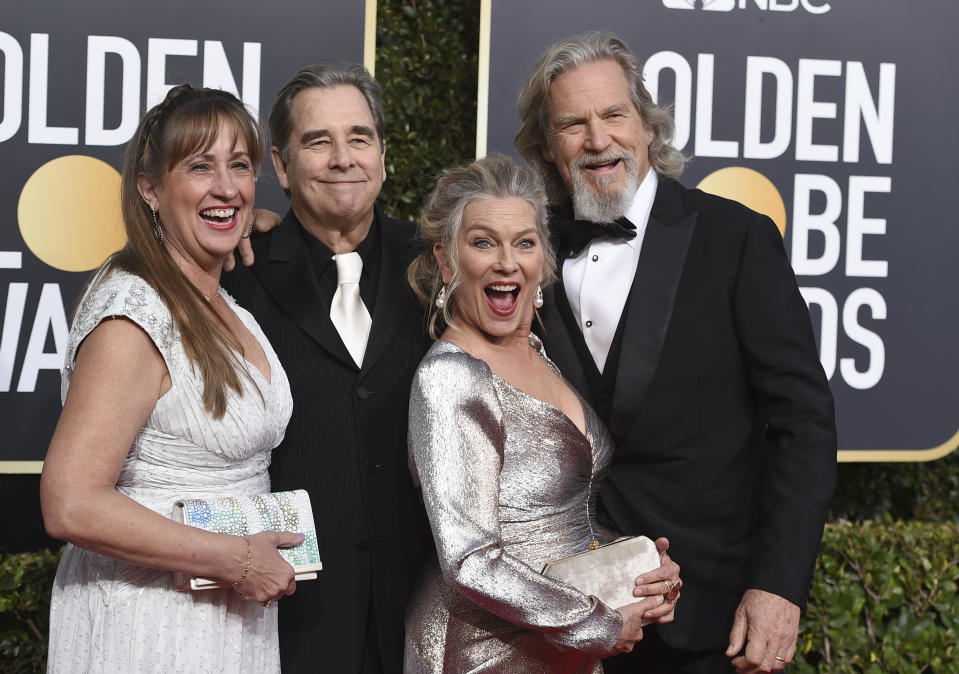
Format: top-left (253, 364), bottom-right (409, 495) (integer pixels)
top-left (662, 0), bottom-right (830, 13)
top-left (663, 0), bottom-right (734, 9)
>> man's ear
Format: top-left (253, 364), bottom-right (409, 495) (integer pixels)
top-left (541, 142), bottom-right (555, 165)
top-left (136, 174), bottom-right (158, 211)
top-left (271, 147), bottom-right (290, 190)
top-left (433, 242), bottom-right (453, 284)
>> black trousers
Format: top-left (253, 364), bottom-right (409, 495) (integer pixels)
top-left (359, 591), bottom-right (383, 674)
top-left (602, 626), bottom-right (735, 674)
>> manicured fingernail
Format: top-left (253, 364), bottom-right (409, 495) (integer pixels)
top-left (243, 256), bottom-right (253, 265)
top-left (296, 532), bottom-right (305, 540)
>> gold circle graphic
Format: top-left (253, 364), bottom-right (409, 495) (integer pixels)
top-left (18, 155), bottom-right (126, 272)
top-left (696, 167), bottom-right (787, 237)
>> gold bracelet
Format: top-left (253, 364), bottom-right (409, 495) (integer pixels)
top-left (232, 536), bottom-right (252, 590)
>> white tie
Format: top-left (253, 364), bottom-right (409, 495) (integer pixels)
top-left (330, 252), bottom-right (372, 367)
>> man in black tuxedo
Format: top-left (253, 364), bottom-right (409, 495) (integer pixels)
top-left (224, 64), bottom-right (429, 674)
top-left (516, 33), bottom-right (837, 673)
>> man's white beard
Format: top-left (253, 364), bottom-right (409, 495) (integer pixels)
top-left (569, 151), bottom-right (639, 224)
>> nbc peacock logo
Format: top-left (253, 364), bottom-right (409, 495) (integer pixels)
top-left (662, 0), bottom-right (735, 10)
top-left (662, 0), bottom-right (830, 13)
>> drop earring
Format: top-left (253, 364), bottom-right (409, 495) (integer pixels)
top-left (435, 285), bottom-right (447, 309)
top-left (152, 208), bottom-right (163, 245)
top-left (533, 286), bottom-right (544, 308)
top-left (240, 216), bottom-right (254, 239)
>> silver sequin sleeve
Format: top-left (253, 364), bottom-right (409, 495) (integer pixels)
top-left (408, 347), bottom-right (623, 656)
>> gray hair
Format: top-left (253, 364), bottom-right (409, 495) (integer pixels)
top-left (408, 154), bottom-right (556, 340)
top-left (515, 31), bottom-right (687, 201)
top-left (268, 63), bottom-right (386, 164)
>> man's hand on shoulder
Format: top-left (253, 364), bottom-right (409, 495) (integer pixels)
top-left (222, 208), bottom-right (283, 272)
top-left (726, 588), bottom-right (799, 673)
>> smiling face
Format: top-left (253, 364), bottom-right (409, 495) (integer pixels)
top-left (272, 84), bottom-right (386, 234)
top-left (435, 197), bottom-right (544, 342)
top-left (543, 59), bottom-right (652, 222)
top-left (138, 120), bottom-right (255, 271)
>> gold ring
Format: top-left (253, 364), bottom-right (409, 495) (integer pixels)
top-left (775, 656), bottom-right (785, 662)
top-left (665, 578), bottom-right (679, 603)
top-left (262, 601), bottom-right (271, 608)
top-left (663, 579), bottom-right (677, 603)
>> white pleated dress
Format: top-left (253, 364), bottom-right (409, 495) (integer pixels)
top-left (47, 269), bottom-right (293, 673)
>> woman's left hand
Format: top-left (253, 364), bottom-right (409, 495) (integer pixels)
top-left (631, 536), bottom-right (681, 624)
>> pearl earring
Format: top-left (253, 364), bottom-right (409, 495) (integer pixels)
top-left (435, 286), bottom-right (447, 309)
top-left (533, 286), bottom-right (544, 308)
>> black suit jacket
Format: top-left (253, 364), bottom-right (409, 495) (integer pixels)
top-left (539, 179), bottom-right (837, 650)
top-left (223, 206), bottom-right (431, 673)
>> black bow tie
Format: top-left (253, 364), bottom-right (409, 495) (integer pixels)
top-left (557, 215), bottom-right (637, 258)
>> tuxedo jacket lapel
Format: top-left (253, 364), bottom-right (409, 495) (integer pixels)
top-left (359, 213), bottom-right (407, 378)
top-left (608, 179), bottom-right (696, 442)
top-left (540, 278), bottom-right (593, 408)
top-left (253, 212), bottom-right (357, 369)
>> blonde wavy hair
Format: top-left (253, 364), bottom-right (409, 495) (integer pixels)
top-left (408, 155), bottom-right (556, 340)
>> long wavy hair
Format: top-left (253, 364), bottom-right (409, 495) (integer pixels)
top-left (408, 154), bottom-right (556, 340)
top-left (515, 31), bottom-right (688, 202)
top-left (98, 84), bottom-right (265, 418)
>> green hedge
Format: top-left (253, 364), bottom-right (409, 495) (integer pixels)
top-left (0, 549), bottom-right (58, 673)
top-left (6, 521), bottom-right (958, 673)
top-left (831, 450), bottom-right (959, 524)
top-left (376, 0), bottom-right (480, 222)
top-left (795, 521), bottom-right (959, 673)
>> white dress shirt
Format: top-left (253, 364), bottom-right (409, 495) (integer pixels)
top-left (563, 170), bottom-right (658, 373)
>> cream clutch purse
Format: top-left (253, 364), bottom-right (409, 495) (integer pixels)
top-left (541, 535), bottom-right (660, 608)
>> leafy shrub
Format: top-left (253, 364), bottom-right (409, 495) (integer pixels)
top-left (831, 451), bottom-right (959, 524)
top-left (0, 548), bottom-right (60, 673)
top-left (376, 0), bottom-right (480, 221)
top-left (795, 521), bottom-right (959, 673)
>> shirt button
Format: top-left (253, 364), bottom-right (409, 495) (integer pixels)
top-left (591, 254), bottom-right (599, 262)
top-left (585, 320), bottom-right (593, 328)
top-left (356, 386), bottom-right (371, 400)
top-left (355, 537), bottom-right (371, 551)
top-left (364, 460), bottom-right (382, 474)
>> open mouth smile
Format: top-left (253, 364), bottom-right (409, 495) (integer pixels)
top-left (485, 283), bottom-right (520, 316)
top-left (199, 207), bottom-right (239, 230)
top-left (584, 158), bottom-right (622, 173)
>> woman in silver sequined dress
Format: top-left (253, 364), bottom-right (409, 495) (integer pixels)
top-left (404, 155), bottom-right (682, 673)
top-left (40, 86), bottom-right (298, 672)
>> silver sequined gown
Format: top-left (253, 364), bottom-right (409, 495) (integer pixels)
top-left (46, 269), bottom-right (293, 673)
top-left (404, 336), bottom-right (624, 673)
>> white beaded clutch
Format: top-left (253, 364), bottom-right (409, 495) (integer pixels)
top-left (541, 535), bottom-right (660, 609)
top-left (172, 489), bottom-right (323, 590)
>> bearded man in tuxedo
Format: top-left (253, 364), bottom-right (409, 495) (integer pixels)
top-left (516, 32), bottom-right (837, 674)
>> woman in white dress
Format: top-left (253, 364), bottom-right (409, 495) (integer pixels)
top-left (40, 85), bottom-right (297, 673)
